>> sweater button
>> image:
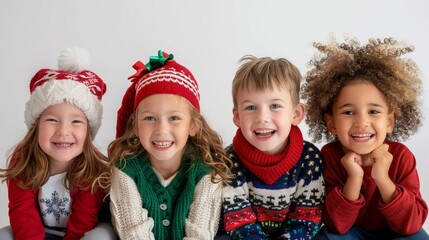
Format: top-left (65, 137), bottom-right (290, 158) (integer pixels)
top-left (162, 219), bottom-right (170, 226)
top-left (160, 204), bottom-right (167, 210)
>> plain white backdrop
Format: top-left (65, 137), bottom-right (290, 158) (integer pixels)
top-left (1, 0), bottom-right (428, 232)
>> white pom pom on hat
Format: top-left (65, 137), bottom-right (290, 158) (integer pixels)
top-left (24, 46), bottom-right (107, 138)
top-left (58, 46), bottom-right (91, 73)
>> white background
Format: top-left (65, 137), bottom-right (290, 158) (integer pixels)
top-left (1, 0), bottom-right (428, 231)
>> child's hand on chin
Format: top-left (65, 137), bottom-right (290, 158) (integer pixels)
top-left (370, 144), bottom-right (393, 181)
top-left (341, 151), bottom-right (364, 178)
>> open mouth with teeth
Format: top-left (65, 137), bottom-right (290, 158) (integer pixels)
top-left (351, 133), bottom-right (373, 141)
top-left (254, 129), bottom-right (275, 138)
top-left (54, 143), bottom-right (74, 147)
top-left (152, 141), bottom-right (173, 148)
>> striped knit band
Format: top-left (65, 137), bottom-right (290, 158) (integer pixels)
top-left (134, 65), bottom-right (200, 111)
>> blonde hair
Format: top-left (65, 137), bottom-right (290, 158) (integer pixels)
top-left (232, 55), bottom-right (303, 107)
top-left (0, 120), bottom-right (109, 192)
top-left (302, 37), bottom-right (423, 143)
top-left (106, 98), bottom-right (232, 189)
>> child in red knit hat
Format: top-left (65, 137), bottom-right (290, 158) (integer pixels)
top-left (108, 50), bottom-right (232, 239)
top-left (220, 55), bottom-right (325, 239)
top-left (303, 37), bottom-right (429, 239)
top-left (0, 47), bottom-right (115, 239)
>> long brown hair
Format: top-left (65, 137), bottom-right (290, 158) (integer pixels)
top-left (0, 119), bottom-right (109, 192)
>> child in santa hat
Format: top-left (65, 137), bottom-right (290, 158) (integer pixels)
top-left (0, 46), bottom-right (115, 239)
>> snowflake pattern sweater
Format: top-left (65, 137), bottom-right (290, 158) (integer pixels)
top-left (222, 126), bottom-right (325, 239)
top-left (7, 175), bottom-right (105, 239)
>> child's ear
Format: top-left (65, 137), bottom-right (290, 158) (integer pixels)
top-left (291, 103), bottom-right (305, 126)
top-left (189, 120), bottom-right (199, 137)
top-left (133, 125), bottom-right (139, 137)
top-left (232, 107), bottom-right (241, 128)
top-left (386, 112), bottom-right (395, 133)
top-left (324, 113), bottom-right (337, 136)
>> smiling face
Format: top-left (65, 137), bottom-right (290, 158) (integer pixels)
top-left (135, 94), bottom-right (198, 169)
top-left (233, 86), bottom-right (304, 155)
top-left (325, 80), bottom-right (395, 155)
top-left (38, 103), bottom-right (88, 174)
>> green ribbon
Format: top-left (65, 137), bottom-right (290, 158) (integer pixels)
top-left (146, 50), bottom-right (174, 72)
top-left (128, 50), bottom-right (174, 81)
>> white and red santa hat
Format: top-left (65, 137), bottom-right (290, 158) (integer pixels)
top-left (116, 50), bottom-right (200, 138)
top-left (24, 46), bottom-right (107, 137)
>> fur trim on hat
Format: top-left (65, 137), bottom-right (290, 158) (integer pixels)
top-left (24, 80), bottom-right (103, 137)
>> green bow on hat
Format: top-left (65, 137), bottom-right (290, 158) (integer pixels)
top-left (128, 50), bottom-right (174, 81)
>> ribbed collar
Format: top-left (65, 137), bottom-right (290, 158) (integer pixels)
top-left (232, 125), bottom-right (304, 184)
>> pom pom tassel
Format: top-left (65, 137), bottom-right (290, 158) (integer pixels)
top-left (58, 46), bottom-right (91, 73)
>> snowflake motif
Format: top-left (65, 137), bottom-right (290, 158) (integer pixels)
top-left (40, 191), bottom-right (71, 224)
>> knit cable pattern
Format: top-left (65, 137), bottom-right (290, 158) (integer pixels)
top-left (184, 175), bottom-right (223, 239)
top-left (110, 168), bottom-right (155, 239)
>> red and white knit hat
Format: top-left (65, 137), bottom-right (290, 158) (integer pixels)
top-left (116, 50), bottom-right (200, 138)
top-left (24, 46), bottom-right (107, 137)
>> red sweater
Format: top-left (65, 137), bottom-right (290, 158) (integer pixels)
top-left (322, 141), bottom-right (428, 235)
top-left (7, 178), bottom-right (105, 240)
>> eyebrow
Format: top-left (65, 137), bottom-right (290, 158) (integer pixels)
top-left (337, 103), bottom-right (385, 109)
top-left (138, 110), bottom-right (186, 115)
top-left (239, 98), bottom-right (286, 105)
top-left (42, 112), bottom-right (86, 118)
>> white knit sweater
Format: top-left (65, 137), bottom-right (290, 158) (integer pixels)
top-left (110, 167), bottom-right (223, 239)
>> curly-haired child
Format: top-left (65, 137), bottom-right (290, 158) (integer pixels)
top-left (302, 37), bottom-right (429, 239)
top-left (108, 50), bottom-right (232, 239)
top-left (220, 55), bottom-right (325, 239)
top-left (0, 47), bottom-right (115, 239)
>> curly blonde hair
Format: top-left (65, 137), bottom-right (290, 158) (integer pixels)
top-left (105, 99), bottom-right (232, 190)
top-left (302, 37), bottom-right (423, 143)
